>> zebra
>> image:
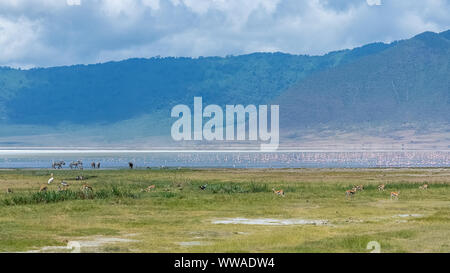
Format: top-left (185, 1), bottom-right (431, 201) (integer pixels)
top-left (69, 160), bottom-right (83, 169)
top-left (52, 161), bottom-right (65, 169)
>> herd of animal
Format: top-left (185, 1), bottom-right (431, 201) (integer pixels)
top-left (3, 170), bottom-right (431, 201)
top-left (31, 173), bottom-right (94, 194)
top-left (2, 160), bottom-right (138, 195)
top-left (343, 183), bottom-right (429, 200)
top-left (52, 160), bottom-right (140, 170)
top-left (268, 183), bottom-right (429, 200)
top-left (52, 160), bottom-right (100, 170)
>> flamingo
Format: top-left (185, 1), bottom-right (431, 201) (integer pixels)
top-left (48, 173), bottom-right (54, 184)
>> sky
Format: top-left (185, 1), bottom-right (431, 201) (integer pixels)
top-left (0, 0), bottom-right (449, 68)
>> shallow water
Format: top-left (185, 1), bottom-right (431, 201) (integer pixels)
top-left (21, 236), bottom-right (139, 253)
top-left (177, 241), bottom-right (211, 246)
top-left (395, 214), bottom-right (423, 218)
top-left (212, 218), bottom-right (328, 226)
top-left (0, 150), bottom-right (448, 168)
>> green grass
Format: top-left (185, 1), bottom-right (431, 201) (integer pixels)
top-left (2, 186), bottom-right (138, 205)
top-left (0, 168), bottom-right (449, 253)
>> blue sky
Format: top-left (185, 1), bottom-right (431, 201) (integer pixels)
top-left (0, 0), bottom-right (449, 68)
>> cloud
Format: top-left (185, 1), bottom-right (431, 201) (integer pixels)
top-left (0, 0), bottom-right (449, 68)
top-left (67, 0), bottom-right (81, 6)
top-left (366, 0), bottom-right (381, 6)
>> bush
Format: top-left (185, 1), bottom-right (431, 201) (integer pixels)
top-left (1, 186), bottom-right (139, 206)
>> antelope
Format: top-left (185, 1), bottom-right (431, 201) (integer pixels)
top-left (199, 184), bottom-right (207, 190)
top-left (419, 184), bottom-right (428, 190)
top-left (39, 185), bottom-right (48, 192)
top-left (272, 188), bottom-right (285, 197)
top-left (6, 188), bottom-right (13, 194)
top-left (378, 184), bottom-right (385, 191)
top-left (81, 184), bottom-right (93, 192)
top-left (390, 191), bottom-right (399, 200)
top-left (142, 185), bottom-right (156, 192)
top-left (345, 188), bottom-right (356, 198)
top-left (355, 185), bottom-right (364, 191)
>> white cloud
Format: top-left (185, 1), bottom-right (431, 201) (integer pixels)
top-left (366, 0), bottom-right (381, 6)
top-left (142, 0), bottom-right (160, 10)
top-left (67, 0), bottom-right (81, 6)
top-left (0, 0), bottom-right (448, 68)
top-left (0, 16), bottom-right (41, 64)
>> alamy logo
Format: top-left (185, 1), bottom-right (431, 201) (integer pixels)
top-left (171, 97), bottom-right (279, 151)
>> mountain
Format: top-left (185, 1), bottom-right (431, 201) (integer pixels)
top-left (275, 30), bottom-right (450, 128)
top-left (1, 43), bottom-right (391, 126)
top-left (0, 30), bottom-right (448, 149)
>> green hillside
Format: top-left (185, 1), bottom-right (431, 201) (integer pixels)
top-left (0, 30), bottom-right (448, 147)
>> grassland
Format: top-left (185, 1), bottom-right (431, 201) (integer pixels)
top-left (0, 168), bottom-right (449, 253)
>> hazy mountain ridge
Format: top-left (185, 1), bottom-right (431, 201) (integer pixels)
top-left (0, 30), bottom-right (448, 148)
top-left (275, 30), bottom-right (450, 128)
top-left (0, 38), bottom-right (395, 126)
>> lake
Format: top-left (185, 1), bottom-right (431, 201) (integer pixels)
top-left (0, 150), bottom-right (448, 169)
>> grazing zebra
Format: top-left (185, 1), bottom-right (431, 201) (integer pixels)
top-left (52, 161), bottom-right (65, 169)
top-left (70, 160), bottom-right (83, 169)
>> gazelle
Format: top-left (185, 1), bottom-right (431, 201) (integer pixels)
top-left (355, 185), bottom-right (364, 191)
top-left (345, 188), bottom-right (356, 198)
top-left (39, 185), bottom-right (48, 192)
top-left (378, 184), bottom-right (385, 191)
top-left (390, 191), bottom-right (399, 200)
top-left (142, 185), bottom-right (156, 192)
top-left (272, 188), bottom-right (285, 197)
top-left (419, 184), bottom-right (428, 190)
top-left (81, 184), bottom-right (93, 192)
